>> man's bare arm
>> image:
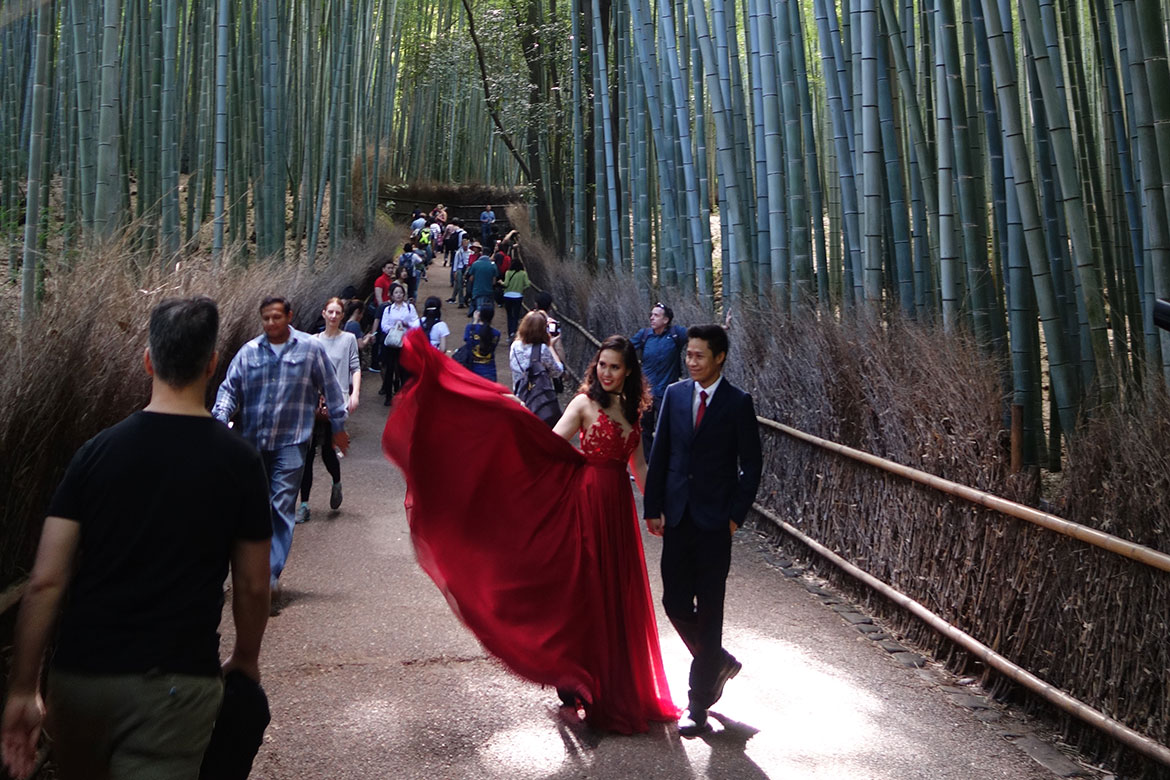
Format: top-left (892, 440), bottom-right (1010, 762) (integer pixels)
top-left (2, 517), bottom-right (80, 779)
top-left (223, 539), bottom-right (270, 682)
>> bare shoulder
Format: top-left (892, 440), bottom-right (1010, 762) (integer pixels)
top-left (565, 393), bottom-right (593, 415)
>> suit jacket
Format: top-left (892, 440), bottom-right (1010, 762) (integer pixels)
top-left (643, 377), bottom-right (763, 532)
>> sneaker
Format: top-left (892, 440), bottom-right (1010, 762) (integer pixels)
top-left (295, 503), bottom-right (310, 524)
top-left (330, 482), bottom-right (343, 510)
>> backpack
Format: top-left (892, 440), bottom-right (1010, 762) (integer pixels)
top-left (398, 252), bottom-right (420, 277)
top-left (516, 344), bottom-right (561, 427)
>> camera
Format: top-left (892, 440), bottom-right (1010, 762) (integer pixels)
top-left (1156, 299), bottom-right (1170, 332)
top-left (547, 320), bottom-right (560, 336)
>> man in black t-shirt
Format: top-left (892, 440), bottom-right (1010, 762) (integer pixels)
top-left (1, 297), bottom-right (272, 780)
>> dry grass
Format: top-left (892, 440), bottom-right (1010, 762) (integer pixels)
top-left (514, 219), bottom-right (1169, 776)
top-left (0, 225), bottom-right (400, 586)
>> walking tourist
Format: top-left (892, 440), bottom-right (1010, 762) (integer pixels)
top-left (421, 296), bottom-right (451, 352)
top-left (1, 297), bottom-right (272, 780)
top-left (501, 257), bottom-right (530, 339)
top-left (212, 296), bottom-right (350, 607)
top-left (370, 256), bottom-right (396, 373)
top-left (397, 243), bottom-right (424, 302)
top-left (480, 204), bottom-right (496, 244)
top-left (463, 306), bottom-right (500, 382)
top-left (380, 284), bottom-right (420, 404)
top-left (467, 248), bottom-right (500, 313)
top-left (296, 297), bottom-right (362, 524)
top-left (449, 235), bottom-right (472, 308)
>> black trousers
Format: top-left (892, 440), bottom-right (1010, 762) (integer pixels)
top-left (381, 346), bottom-right (405, 400)
top-left (661, 509), bottom-right (732, 711)
top-left (299, 418), bottom-right (341, 502)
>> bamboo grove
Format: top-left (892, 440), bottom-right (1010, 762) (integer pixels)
top-left (0, 0), bottom-right (525, 310)
top-left (6, 0), bottom-right (1170, 464)
top-left (561, 0), bottom-right (1170, 467)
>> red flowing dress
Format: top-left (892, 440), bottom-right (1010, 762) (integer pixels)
top-left (383, 328), bottom-right (678, 734)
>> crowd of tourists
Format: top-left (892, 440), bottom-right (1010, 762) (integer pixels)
top-left (0, 201), bottom-right (760, 779)
top-left (368, 204), bottom-right (530, 402)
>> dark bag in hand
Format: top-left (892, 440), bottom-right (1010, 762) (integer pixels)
top-left (451, 343), bottom-right (473, 368)
top-left (516, 344), bottom-right (561, 427)
top-left (199, 670), bottom-right (270, 780)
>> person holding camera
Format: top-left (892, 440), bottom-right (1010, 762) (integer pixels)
top-left (510, 311), bottom-right (565, 390)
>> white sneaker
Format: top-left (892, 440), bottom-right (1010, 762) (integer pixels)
top-left (330, 482), bottom-right (343, 510)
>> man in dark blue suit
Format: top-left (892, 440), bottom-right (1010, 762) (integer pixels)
top-left (643, 324), bottom-right (762, 736)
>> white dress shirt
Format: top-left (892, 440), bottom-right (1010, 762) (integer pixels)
top-left (691, 375), bottom-right (723, 426)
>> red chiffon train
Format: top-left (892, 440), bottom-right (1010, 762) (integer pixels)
top-left (383, 328), bottom-right (678, 733)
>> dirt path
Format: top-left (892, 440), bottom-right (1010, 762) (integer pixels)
top-left (230, 270), bottom-right (1068, 779)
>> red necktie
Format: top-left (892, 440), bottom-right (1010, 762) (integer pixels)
top-left (696, 390), bottom-right (708, 427)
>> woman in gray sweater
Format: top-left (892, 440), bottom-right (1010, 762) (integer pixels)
top-left (297, 297), bottom-right (362, 523)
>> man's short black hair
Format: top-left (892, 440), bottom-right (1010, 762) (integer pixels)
top-left (403, 242), bottom-right (413, 253)
top-left (687, 324), bottom-right (729, 359)
top-left (535, 291), bottom-right (553, 312)
top-left (149, 297), bottom-right (219, 386)
top-left (259, 296), bottom-right (290, 314)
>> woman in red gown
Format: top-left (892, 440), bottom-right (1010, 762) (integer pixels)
top-left (383, 328), bottom-right (678, 734)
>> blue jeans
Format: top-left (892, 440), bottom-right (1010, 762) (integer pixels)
top-left (261, 442), bottom-right (310, 584)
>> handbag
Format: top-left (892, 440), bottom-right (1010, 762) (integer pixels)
top-left (516, 344), bottom-right (561, 427)
top-left (383, 304), bottom-right (415, 348)
top-left (451, 343), bottom-right (473, 368)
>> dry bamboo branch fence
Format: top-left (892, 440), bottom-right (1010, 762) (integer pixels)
top-left (756, 418), bottom-right (1170, 574)
top-left (755, 501), bottom-right (1170, 767)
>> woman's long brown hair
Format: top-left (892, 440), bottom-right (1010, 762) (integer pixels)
top-left (578, 335), bottom-right (651, 425)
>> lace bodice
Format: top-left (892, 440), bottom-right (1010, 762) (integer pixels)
top-left (580, 409), bottom-right (640, 463)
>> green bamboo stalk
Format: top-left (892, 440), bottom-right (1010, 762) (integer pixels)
top-left (94, 0), bottom-right (123, 238)
top-left (982, 0), bottom-right (1080, 437)
top-left (20, 0), bottom-right (53, 322)
top-left (1021, 0), bottom-right (1117, 403)
top-left (212, 0), bottom-right (229, 263)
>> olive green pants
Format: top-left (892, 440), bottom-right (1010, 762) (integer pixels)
top-left (47, 668), bottom-right (223, 780)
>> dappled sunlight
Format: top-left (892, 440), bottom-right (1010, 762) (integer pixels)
top-left (662, 629), bottom-right (901, 778)
top-left (476, 722), bottom-right (568, 777)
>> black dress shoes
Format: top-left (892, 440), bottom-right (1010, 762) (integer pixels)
top-left (678, 708), bottom-right (711, 737)
top-left (711, 654), bottom-right (742, 706)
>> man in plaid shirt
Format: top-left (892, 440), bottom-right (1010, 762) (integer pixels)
top-left (213, 296), bottom-right (350, 609)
